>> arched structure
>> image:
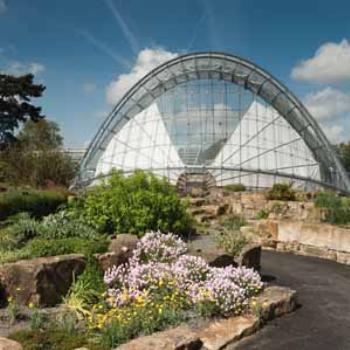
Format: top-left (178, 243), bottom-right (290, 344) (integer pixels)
top-left (76, 52), bottom-right (350, 193)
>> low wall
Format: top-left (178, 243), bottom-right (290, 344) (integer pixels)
top-left (248, 220), bottom-right (350, 265)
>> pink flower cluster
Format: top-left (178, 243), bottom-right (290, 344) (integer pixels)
top-left (104, 231), bottom-right (263, 316)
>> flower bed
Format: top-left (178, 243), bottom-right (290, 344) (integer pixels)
top-left (82, 232), bottom-right (263, 347)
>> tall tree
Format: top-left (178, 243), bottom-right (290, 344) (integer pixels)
top-left (18, 119), bottom-right (63, 150)
top-left (0, 73), bottom-right (45, 148)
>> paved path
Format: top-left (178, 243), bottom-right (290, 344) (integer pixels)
top-left (232, 250), bottom-right (350, 350)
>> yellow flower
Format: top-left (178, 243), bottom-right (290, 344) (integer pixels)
top-left (7, 296), bottom-right (13, 303)
top-left (16, 287), bottom-right (22, 292)
top-left (251, 301), bottom-right (257, 307)
top-left (28, 302), bottom-right (34, 309)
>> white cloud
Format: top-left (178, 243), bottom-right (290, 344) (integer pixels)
top-left (106, 48), bottom-right (178, 105)
top-left (303, 87), bottom-right (350, 142)
top-left (320, 124), bottom-right (344, 143)
top-left (3, 61), bottom-right (45, 76)
top-left (0, 0), bottom-right (7, 14)
top-left (83, 83), bottom-right (97, 94)
top-left (291, 39), bottom-right (350, 83)
top-left (304, 87), bottom-right (350, 121)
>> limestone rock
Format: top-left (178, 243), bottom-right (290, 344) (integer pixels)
top-left (108, 234), bottom-right (138, 255)
top-left (0, 337), bottom-right (23, 350)
top-left (197, 315), bottom-right (259, 350)
top-left (256, 286), bottom-right (297, 321)
top-left (115, 325), bottom-right (202, 350)
top-left (0, 254), bottom-right (85, 306)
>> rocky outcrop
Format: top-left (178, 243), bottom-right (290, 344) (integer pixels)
top-left (0, 337), bottom-right (23, 350)
top-left (0, 254), bottom-right (85, 306)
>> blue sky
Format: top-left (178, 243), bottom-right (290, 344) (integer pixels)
top-left (1, 0), bottom-right (350, 147)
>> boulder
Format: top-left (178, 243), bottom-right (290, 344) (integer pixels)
top-left (96, 234), bottom-right (138, 271)
top-left (256, 286), bottom-right (297, 321)
top-left (197, 315), bottom-right (259, 350)
top-left (0, 337), bottom-right (22, 350)
top-left (0, 254), bottom-right (85, 306)
top-left (109, 234), bottom-right (138, 255)
top-left (235, 244), bottom-right (261, 270)
top-left (115, 325), bottom-right (202, 350)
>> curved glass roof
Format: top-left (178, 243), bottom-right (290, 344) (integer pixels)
top-left (77, 52), bottom-right (350, 193)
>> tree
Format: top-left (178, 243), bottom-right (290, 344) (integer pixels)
top-left (336, 142), bottom-right (350, 173)
top-left (18, 119), bottom-right (63, 150)
top-left (0, 73), bottom-right (45, 149)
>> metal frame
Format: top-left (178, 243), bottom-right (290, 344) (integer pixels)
top-left (75, 52), bottom-right (350, 193)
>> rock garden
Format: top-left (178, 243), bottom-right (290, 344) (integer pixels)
top-left (0, 172), bottom-right (303, 350)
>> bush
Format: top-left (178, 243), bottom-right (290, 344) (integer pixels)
top-left (314, 191), bottom-right (350, 225)
top-left (71, 170), bottom-right (192, 235)
top-left (224, 183), bottom-right (246, 192)
top-left (219, 215), bottom-right (247, 231)
top-left (266, 183), bottom-right (296, 201)
top-left (216, 231), bottom-right (249, 257)
top-left (0, 188), bottom-right (67, 221)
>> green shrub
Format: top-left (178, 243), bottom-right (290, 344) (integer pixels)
top-left (216, 231), bottom-right (249, 257)
top-left (266, 183), bottom-right (296, 201)
top-left (26, 237), bottom-right (108, 257)
top-left (220, 215), bottom-right (247, 231)
top-left (65, 257), bottom-right (106, 311)
top-left (40, 210), bottom-right (100, 240)
top-left (71, 170), bottom-right (192, 235)
top-left (0, 237), bottom-right (109, 264)
top-left (224, 183), bottom-right (246, 192)
top-left (0, 189), bottom-right (67, 221)
top-left (256, 209), bottom-right (269, 220)
top-left (314, 191), bottom-right (350, 225)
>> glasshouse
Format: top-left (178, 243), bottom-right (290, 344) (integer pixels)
top-left (77, 52), bottom-right (350, 193)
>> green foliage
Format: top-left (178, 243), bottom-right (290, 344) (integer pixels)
top-left (266, 182), bottom-right (296, 201)
top-left (41, 210), bottom-right (100, 240)
top-left (0, 238), bottom-right (108, 264)
top-left (65, 257), bottom-right (106, 313)
top-left (9, 327), bottom-right (106, 350)
top-left (72, 170), bottom-right (192, 235)
top-left (224, 183), bottom-right (246, 192)
top-left (29, 309), bottom-right (48, 331)
top-left (0, 188), bottom-right (67, 221)
top-left (25, 237), bottom-right (108, 257)
top-left (0, 73), bottom-right (45, 149)
top-left (100, 303), bottom-right (186, 348)
top-left (0, 213), bottom-right (41, 250)
top-left (220, 215), bottom-right (247, 231)
top-left (314, 191), bottom-right (350, 225)
top-left (18, 119), bottom-right (63, 151)
top-left (256, 209), bottom-right (269, 220)
top-left (0, 146), bottom-right (76, 187)
top-left (216, 231), bottom-right (249, 257)
top-left (336, 142), bottom-right (350, 172)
